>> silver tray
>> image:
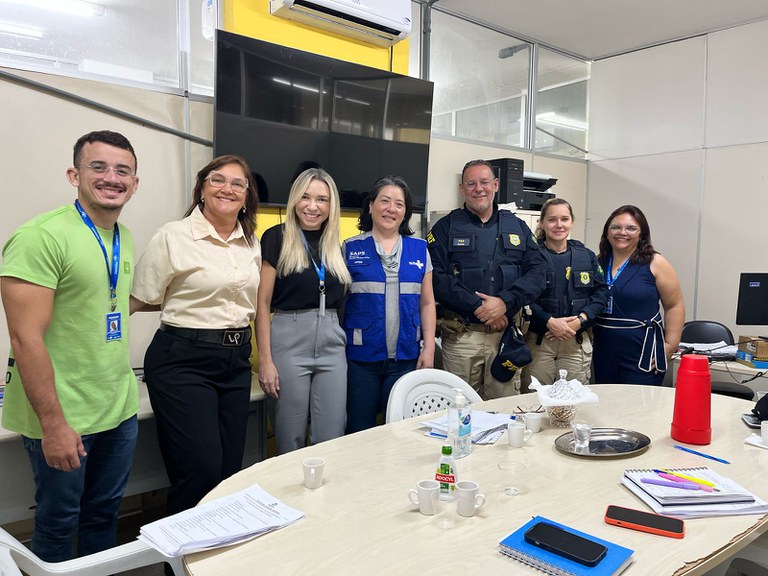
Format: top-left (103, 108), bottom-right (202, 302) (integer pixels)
top-left (554, 427), bottom-right (651, 458)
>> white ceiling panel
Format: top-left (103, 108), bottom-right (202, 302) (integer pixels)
top-left (430, 0), bottom-right (768, 60)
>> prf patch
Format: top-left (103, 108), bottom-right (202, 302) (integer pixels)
top-left (508, 233), bottom-right (521, 246)
top-left (597, 264), bottom-right (604, 275)
top-left (580, 271), bottom-right (590, 285)
top-left (501, 359), bottom-right (520, 371)
top-left (452, 237), bottom-right (471, 247)
top-left (426, 231), bottom-right (435, 244)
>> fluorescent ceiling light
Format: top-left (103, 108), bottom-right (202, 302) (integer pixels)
top-left (272, 77), bottom-right (322, 93)
top-left (5, 0), bottom-right (105, 17)
top-left (0, 21), bottom-right (44, 39)
top-left (536, 112), bottom-right (587, 132)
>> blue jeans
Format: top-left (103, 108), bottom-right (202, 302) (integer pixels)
top-left (346, 358), bottom-right (417, 434)
top-left (23, 415), bottom-right (138, 562)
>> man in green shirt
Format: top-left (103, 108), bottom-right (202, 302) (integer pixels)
top-left (1, 131), bottom-right (140, 561)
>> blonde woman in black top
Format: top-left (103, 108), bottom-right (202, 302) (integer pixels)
top-left (256, 168), bottom-right (351, 454)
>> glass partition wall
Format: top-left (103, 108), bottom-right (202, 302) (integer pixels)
top-left (0, 0), bottom-right (214, 96)
top-left (423, 3), bottom-right (589, 159)
top-left (0, 1), bottom-right (590, 158)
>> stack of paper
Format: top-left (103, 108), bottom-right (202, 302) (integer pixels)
top-left (621, 467), bottom-right (768, 519)
top-left (139, 484), bottom-right (304, 557)
top-left (422, 411), bottom-right (515, 445)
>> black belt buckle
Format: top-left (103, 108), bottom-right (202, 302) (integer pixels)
top-left (221, 330), bottom-right (245, 347)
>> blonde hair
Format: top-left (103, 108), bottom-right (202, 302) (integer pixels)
top-left (277, 168), bottom-right (352, 285)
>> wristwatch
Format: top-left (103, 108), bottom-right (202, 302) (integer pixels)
top-left (578, 315), bottom-right (587, 327)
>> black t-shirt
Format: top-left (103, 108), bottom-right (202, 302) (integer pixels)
top-left (260, 224), bottom-right (346, 310)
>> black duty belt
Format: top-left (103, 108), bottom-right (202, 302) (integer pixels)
top-left (159, 323), bottom-right (251, 347)
top-left (440, 310), bottom-right (502, 334)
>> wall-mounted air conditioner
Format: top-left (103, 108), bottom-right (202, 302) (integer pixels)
top-left (269, 0), bottom-right (411, 47)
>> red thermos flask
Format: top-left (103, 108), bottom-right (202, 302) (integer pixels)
top-left (670, 354), bottom-right (712, 445)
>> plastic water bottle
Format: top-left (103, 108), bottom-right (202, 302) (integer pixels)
top-left (448, 389), bottom-right (472, 458)
top-left (435, 445), bottom-right (456, 500)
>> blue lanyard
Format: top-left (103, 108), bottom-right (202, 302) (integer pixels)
top-left (74, 200), bottom-right (120, 311)
top-left (301, 232), bottom-right (325, 292)
top-left (606, 254), bottom-right (629, 288)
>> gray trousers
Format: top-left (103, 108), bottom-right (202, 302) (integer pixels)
top-left (271, 309), bottom-right (347, 454)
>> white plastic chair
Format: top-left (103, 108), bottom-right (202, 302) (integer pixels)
top-left (385, 368), bottom-right (482, 423)
top-left (0, 526), bottom-right (185, 576)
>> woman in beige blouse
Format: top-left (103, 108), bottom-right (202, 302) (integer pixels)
top-left (131, 155), bottom-right (261, 515)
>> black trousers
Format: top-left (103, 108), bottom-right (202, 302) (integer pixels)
top-left (144, 329), bottom-right (252, 515)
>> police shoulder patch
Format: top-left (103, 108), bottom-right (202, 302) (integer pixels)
top-left (509, 233), bottom-right (521, 246)
top-left (580, 271), bottom-right (590, 285)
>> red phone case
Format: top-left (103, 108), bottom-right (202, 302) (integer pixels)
top-left (604, 505), bottom-right (685, 539)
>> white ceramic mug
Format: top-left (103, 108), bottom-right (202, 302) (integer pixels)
top-left (520, 412), bottom-right (545, 433)
top-left (455, 480), bottom-right (486, 517)
top-left (302, 457), bottom-right (325, 489)
top-left (762, 421), bottom-right (768, 445)
top-left (507, 421), bottom-right (533, 448)
top-left (408, 479), bottom-right (440, 515)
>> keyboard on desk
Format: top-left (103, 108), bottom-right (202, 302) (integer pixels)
top-left (706, 353), bottom-right (737, 362)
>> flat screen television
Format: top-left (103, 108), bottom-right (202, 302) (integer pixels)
top-left (736, 273), bottom-right (768, 325)
top-left (214, 31), bottom-right (434, 212)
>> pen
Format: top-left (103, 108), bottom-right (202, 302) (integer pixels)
top-left (641, 478), bottom-right (701, 490)
top-left (655, 471), bottom-right (715, 492)
top-left (656, 469), bottom-right (717, 488)
top-left (673, 445), bottom-right (731, 465)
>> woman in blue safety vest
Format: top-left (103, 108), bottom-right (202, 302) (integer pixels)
top-left (592, 205), bottom-right (685, 385)
top-left (522, 198), bottom-right (609, 389)
top-left (343, 176), bottom-right (436, 433)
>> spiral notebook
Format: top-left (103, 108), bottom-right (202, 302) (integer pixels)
top-left (499, 516), bottom-right (634, 576)
top-left (622, 467), bottom-right (755, 506)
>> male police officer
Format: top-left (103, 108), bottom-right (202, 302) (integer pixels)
top-left (427, 160), bottom-right (546, 399)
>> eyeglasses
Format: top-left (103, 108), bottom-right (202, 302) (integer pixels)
top-left (78, 162), bottom-right (135, 179)
top-left (206, 172), bottom-right (248, 194)
top-left (608, 224), bottom-right (640, 234)
top-left (462, 179), bottom-right (496, 190)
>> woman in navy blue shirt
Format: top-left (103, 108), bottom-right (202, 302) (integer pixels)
top-left (592, 205), bottom-right (684, 385)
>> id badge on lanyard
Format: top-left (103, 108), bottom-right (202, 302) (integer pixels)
top-left (302, 233), bottom-right (326, 316)
top-left (74, 200), bottom-right (122, 341)
top-left (604, 255), bottom-right (628, 315)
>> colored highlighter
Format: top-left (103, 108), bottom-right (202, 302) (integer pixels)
top-left (656, 471), bottom-right (715, 492)
top-left (641, 478), bottom-right (701, 490)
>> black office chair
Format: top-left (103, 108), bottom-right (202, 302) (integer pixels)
top-left (681, 320), bottom-right (735, 345)
top-left (680, 320), bottom-right (754, 401)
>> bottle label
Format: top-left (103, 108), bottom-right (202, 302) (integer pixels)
top-left (436, 462), bottom-right (456, 493)
top-left (435, 472), bottom-right (456, 483)
top-left (459, 412), bottom-right (471, 437)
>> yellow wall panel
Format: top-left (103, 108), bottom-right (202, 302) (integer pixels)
top-left (256, 207), bottom-right (362, 241)
top-left (224, 1), bottom-right (409, 73)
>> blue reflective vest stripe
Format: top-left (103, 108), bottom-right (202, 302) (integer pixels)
top-left (344, 235), bottom-right (427, 361)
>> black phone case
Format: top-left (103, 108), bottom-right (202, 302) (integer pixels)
top-left (524, 522), bottom-right (607, 567)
